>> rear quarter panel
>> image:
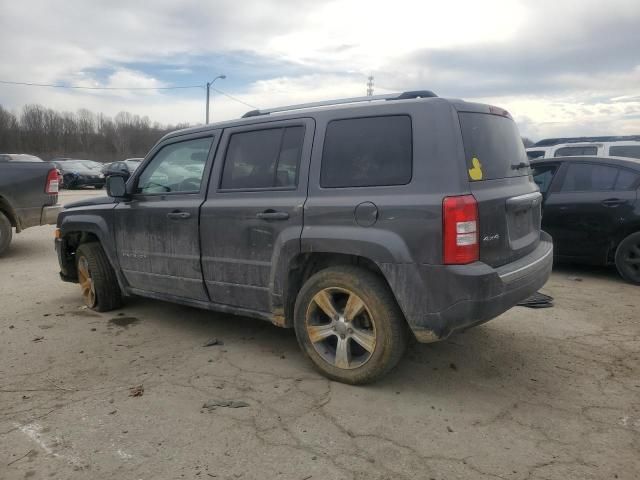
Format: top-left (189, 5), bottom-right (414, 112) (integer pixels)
top-left (302, 99), bottom-right (469, 326)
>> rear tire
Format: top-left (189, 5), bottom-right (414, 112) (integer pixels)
top-left (0, 212), bottom-right (12, 256)
top-left (75, 242), bottom-right (123, 311)
top-left (615, 232), bottom-right (640, 285)
top-left (294, 266), bottom-right (408, 384)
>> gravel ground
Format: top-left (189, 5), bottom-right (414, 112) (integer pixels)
top-left (1, 189), bottom-right (638, 480)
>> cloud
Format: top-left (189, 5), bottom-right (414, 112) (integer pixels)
top-left (0, 0), bottom-right (639, 140)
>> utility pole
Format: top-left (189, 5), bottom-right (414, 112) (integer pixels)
top-left (206, 75), bottom-right (226, 124)
top-left (366, 75), bottom-right (374, 96)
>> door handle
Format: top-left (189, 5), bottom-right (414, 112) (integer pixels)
top-left (601, 198), bottom-right (623, 207)
top-left (167, 211), bottom-right (191, 220)
top-left (256, 210), bottom-right (289, 220)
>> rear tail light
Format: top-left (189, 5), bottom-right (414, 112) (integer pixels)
top-left (443, 195), bottom-right (479, 264)
top-left (45, 168), bottom-right (59, 194)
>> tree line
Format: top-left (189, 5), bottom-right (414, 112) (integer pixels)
top-left (0, 104), bottom-right (189, 162)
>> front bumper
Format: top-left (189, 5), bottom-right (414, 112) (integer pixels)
top-left (41, 205), bottom-right (62, 225)
top-left (386, 232), bottom-right (554, 343)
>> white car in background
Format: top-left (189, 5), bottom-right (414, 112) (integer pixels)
top-left (527, 140), bottom-right (640, 160)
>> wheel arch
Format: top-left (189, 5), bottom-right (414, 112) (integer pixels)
top-left (608, 223), bottom-right (640, 263)
top-left (58, 214), bottom-right (128, 291)
top-left (279, 251), bottom-right (399, 328)
top-left (0, 195), bottom-right (20, 231)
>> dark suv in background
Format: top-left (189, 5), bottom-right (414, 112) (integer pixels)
top-left (532, 156), bottom-right (640, 283)
top-left (55, 91), bottom-right (552, 383)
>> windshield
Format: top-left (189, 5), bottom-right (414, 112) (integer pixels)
top-left (459, 112), bottom-right (530, 181)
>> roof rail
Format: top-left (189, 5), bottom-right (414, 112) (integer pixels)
top-left (241, 90), bottom-right (437, 118)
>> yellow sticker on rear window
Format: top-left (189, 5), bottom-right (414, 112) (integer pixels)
top-left (468, 157), bottom-right (483, 181)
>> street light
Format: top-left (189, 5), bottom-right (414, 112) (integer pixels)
top-left (206, 75), bottom-right (226, 124)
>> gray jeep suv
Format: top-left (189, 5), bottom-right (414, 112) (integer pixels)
top-left (55, 91), bottom-right (553, 384)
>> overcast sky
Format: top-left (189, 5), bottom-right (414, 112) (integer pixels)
top-left (1, 0), bottom-right (639, 140)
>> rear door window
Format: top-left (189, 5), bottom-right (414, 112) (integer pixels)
top-left (554, 146), bottom-right (598, 157)
top-left (220, 126), bottom-right (304, 190)
top-left (458, 112), bottom-right (529, 181)
top-left (609, 145), bottom-right (640, 159)
top-left (320, 115), bottom-right (412, 188)
top-left (560, 163), bottom-right (618, 192)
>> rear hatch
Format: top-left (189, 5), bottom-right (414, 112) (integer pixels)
top-left (458, 109), bottom-right (541, 267)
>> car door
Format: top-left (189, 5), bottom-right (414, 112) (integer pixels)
top-left (541, 161), bottom-right (638, 262)
top-left (200, 118), bottom-right (314, 313)
top-left (114, 132), bottom-right (219, 300)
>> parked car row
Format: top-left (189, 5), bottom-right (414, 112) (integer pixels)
top-left (3, 92), bottom-right (640, 383)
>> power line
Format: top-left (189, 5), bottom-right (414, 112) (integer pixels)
top-left (0, 78), bottom-right (259, 109)
top-left (210, 87), bottom-right (257, 109)
top-left (0, 79), bottom-right (203, 90)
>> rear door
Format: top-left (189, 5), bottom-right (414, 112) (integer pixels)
top-left (458, 110), bottom-right (541, 267)
top-left (541, 161), bottom-right (640, 262)
top-left (199, 119), bottom-right (313, 313)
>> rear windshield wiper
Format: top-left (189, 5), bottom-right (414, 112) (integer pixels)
top-left (511, 162), bottom-right (529, 170)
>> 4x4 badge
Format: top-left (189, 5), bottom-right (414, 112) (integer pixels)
top-left (483, 234), bottom-right (500, 242)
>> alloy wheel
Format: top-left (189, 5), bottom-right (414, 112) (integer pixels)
top-left (305, 287), bottom-right (377, 369)
top-left (77, 256), bottom-right (97, 307)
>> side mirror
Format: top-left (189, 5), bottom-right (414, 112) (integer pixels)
top-left (106, 175), bottom-right (127, 198)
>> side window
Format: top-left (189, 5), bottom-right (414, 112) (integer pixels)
top-left (531, 165), bottom-right (557, 193)
top-left (554, 146), bottom-right (598, 157)
top-left (615, 169), bottom-right (640, 190)
top-left (560, 163), bottom-right (618, 192)
top-left (609, 145), bottom-right (640, 159)
top-left (321, 115), bottom-right (412, 188)
top-left (137, 137), bottom-right (213, 194)
top-left (220, 126), bottom-right (304, 190)
top-left (527, 150), bottom-right (546, 160)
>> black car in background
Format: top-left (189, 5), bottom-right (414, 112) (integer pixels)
top-left (532, 156), bottom-right (640, 284)
top-left (52, 160), bottom-right (105, 189)
top-left (101, 158), bottom-right (143, 180)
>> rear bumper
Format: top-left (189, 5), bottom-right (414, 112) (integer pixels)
top-left (41, 205), bottom-right (62, 225)
top-left (385, 232), bottom-right (554, 343)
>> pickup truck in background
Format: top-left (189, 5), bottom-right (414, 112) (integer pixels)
top-left (0, 157), bottom-right (62, 255)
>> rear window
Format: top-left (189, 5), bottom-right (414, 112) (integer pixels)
top-left (321, 115), bottom-right (412, 188)
top-left (458, 113), bottom-right (529, 181)
top-left (609, 145), bottom-right (640, 159)
top-left (554, 146), bottom-right (598, 157)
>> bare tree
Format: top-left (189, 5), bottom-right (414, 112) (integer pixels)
top-left (0, 104), bottom-right (186, 162)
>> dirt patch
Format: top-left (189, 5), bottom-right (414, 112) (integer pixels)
top-left (109, 316), bottom-right (140, 328)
